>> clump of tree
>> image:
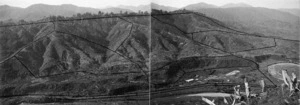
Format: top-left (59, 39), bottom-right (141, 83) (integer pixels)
top-left (255, 54), bottom-right (272, 63)
top-left (254, 54), bottom-right (288, 63)
top-left (151, 9), bottom-right (170, 14)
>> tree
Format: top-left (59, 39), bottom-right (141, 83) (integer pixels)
top-left (144, 11), bottom-right (149, 15)
top-left (138, 10), bottom-right (143, 14)
top-left (98, 11), bottom-right (104, 16)
top-left (18, 19), bottom-right (27, 24)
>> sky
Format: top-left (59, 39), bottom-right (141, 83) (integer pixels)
top-left (0, 0), bottom-right (299, 9)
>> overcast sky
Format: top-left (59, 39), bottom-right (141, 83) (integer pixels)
top-left (0, 0), bottom-right (299, 9)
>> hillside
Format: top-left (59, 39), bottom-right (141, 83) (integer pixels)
top-left (0, 9), bottom-right (299, 104)
top-left (150, 9), bottom-right (299, 105)
top-left (151, 9), bottom-right (298, 84)
top-left (0, 13), bottom-right (150, 104)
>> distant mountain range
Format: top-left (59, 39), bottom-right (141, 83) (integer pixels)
top-left (278, 8), bottom-right (300, 17)
top-left (119, 2), bottom-right (254, 12)
top-left (1, 3), bottom-right (171, 21)
top-left (0, 2), bottom-right (299, 21)
top-left (182, 2), bottom-right (218, 10)
top-left (0, 4), bottom-right (132, 21)
top-left (221, 3), bottom-right (253, 8)
top-left (182, 2), bottom-right (253, 10)
top-left (119, 3), bottom-right (177, 12)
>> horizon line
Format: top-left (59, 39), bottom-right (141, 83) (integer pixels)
top-left (0, 2), bottom-right (299, 9)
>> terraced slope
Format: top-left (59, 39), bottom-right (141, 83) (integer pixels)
top-left (0, 15), bottom-right (150, 104)
top-left (150, 10), bottom-right (299, 87)
top-left (0, 10), bottom-right (299, 105)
